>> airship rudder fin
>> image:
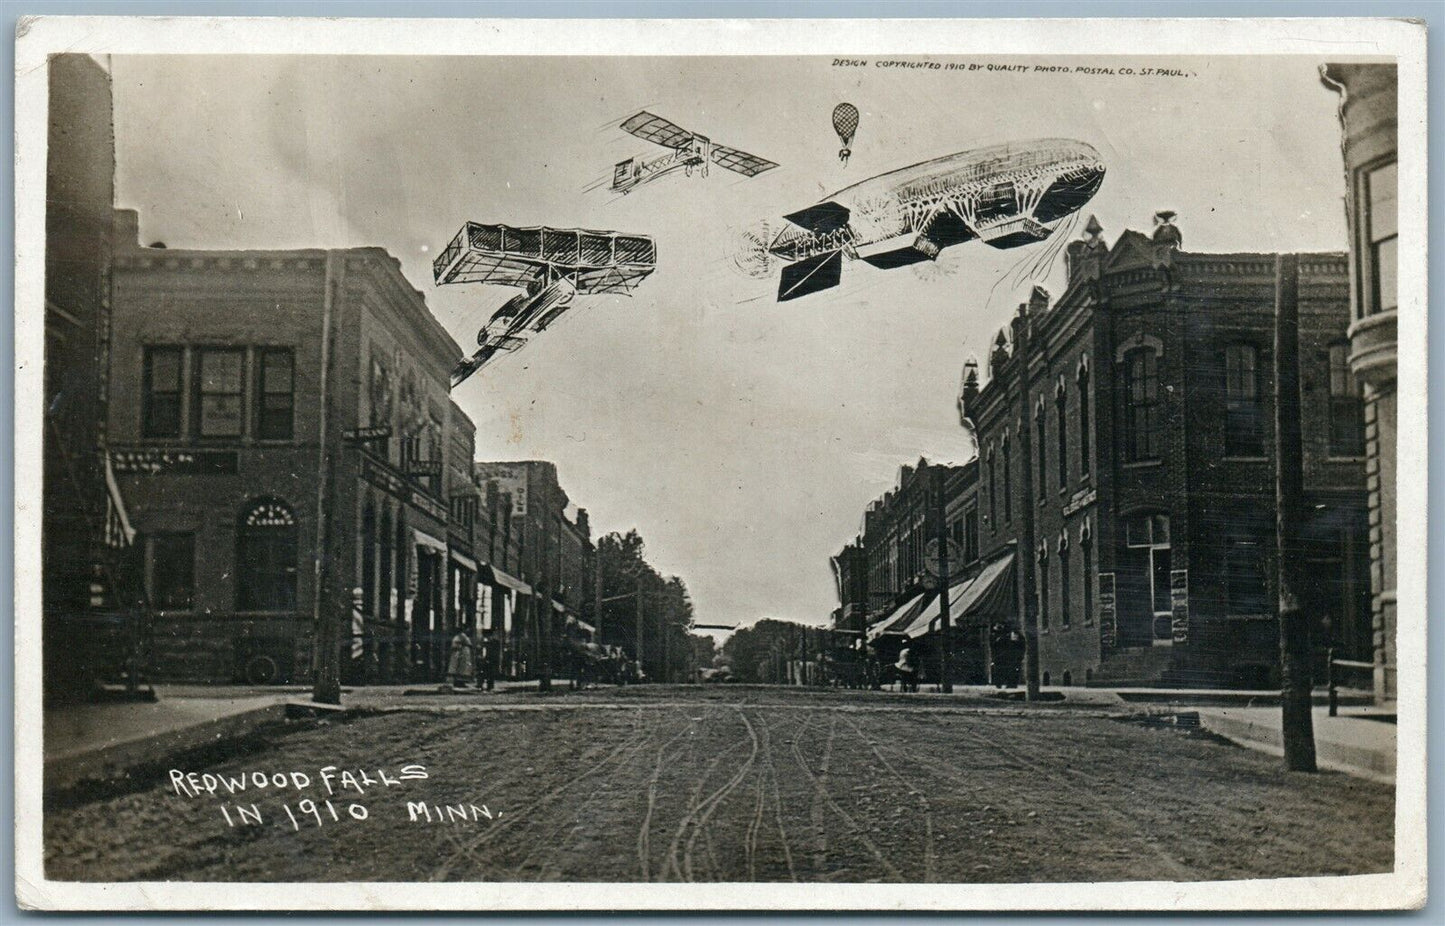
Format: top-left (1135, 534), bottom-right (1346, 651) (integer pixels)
top-left (778, 250), bottom-right (844, 301)
top-left (782, 201), bottom-right (851, 234)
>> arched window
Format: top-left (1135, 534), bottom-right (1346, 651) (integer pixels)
top-left (1122, 348), bottom-right (1160, 462)
top-left (1077, 358), bottom-right (1091, 477)
top-left (986, 445), bottom-right (997, 531)
top-left (1001, 431), bottom-right (1013, 523)
top-left (1056, 378), bottom-right (1069, 490)
top-left (1037, 541), bottom-right (1050, 631)
top-left (236, 498), bottom-right (298, 612)
top-left (1035, 399), bottom-right (1048, 497)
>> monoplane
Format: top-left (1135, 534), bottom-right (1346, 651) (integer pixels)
top-left (610, 111), bottom-right (779, 194)
top-left (741, 138), bottom-right (1105, 301)
top-left (433, 222), bottom-right (657, 388)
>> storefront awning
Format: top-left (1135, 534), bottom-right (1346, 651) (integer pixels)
top-left (413, 528), bottom-right (448, 554)
top-left (896, 552), bottom-right (1016, 638)
top-left (450, 549), bottom-right (478, 572)
top-left (480, 564), bottom-right (532, 596)
top-left (865, 592), bottom-right (928, 641)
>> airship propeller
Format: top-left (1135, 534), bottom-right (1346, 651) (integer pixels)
top-left (832, 103), bottom-right (859, 165)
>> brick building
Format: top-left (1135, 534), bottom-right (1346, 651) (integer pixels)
top-left (833, 218), bottom-right (1369, 690)
top-left (833, 458), bottom-right (1012, 681)
top-left (475, 461), bottom-right (596, 680)
top-left (1321, 63), bottom-right (1398, 704)
top-left (43, 55), bottom-right (141, 700)
top-left (968, 217), bottom-right (1368, 688)
top-left (107, 211), bottom-right (472, 684)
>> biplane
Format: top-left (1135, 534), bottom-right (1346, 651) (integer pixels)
top-left (433, 222), bottom-right (657, 388)
top-left (751, 138), bottom-right (1106, 301)
top-left (610, 111), bottom-right (779, 194)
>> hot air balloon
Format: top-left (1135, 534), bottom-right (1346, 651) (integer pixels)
top-left (832, 103), bottom-right (859, 165)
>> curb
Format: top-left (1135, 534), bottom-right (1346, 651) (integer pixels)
top-left (1195, 710), bottom-right (1395, 784)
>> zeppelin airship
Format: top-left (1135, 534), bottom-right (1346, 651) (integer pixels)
top-left (754, 138), bottom-right (1105, 301)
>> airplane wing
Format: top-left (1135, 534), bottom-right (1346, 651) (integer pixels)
top-left (710, 144), bottom-right (779, 178)
top-left (620, 111), bottom-right (694, 150)
top-left (782, 201), bottom-right (851, 235)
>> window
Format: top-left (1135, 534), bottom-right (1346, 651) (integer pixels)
top-left (1123, 513), bottom-right (1173, 645)
top-left (1078, 368), bottom-right (1091, 477)
top-left (256, 348), bottom-right (295, 440)
top-left (1060, 545), bottom-right (1072, 628)
top-left (1366, 161), bottom-right (1397, 316)
top-left (1123, 349), bottom-right (1160, 462)
top-left (361, 505), bottom-right (376, 618)
top-left (1056, 388), bottom-right (1069, 489)
top-left (142, 347), bottom-right (183, 438)
top-left (1329, 343), bottom-right (1365, 457)
top-left (1036, 405), bottom-right (1048, 497)
top-left (1082, 533), bottom-right (1094, 626)
top-left (1225, 515), bottom-right (1270, 616)
top-left (964, 507), bottom-right (979, 563)
top-left (379, 508), bottom-right (393, 620)
top-left (236, 499), bottom-right (298, 612)
top-left (1038, 547), bottom-right (1050, 631)
top-left (146, 532), bottom-right (195, 610)
top-left (1224, 344), bottom-right (1263, 456)
top-left (986, 449), bottom-right (997, 531)
top-left (1002, 435), bottom-right (1013, 523)
top-left (195, 349), bottom-right (245, 438)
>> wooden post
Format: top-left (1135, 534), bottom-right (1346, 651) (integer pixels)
top-left (1015, 311), bottom-right (1042, 700)
top-left (934, 465), bottom-right (954, 694)
top-left (1274, 253), bottom-right (1317, 771)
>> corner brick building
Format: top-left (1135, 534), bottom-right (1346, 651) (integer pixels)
top-left (835, 218), bottom-right (1369, 689)
top-left (107, 210), bottom-right (470, 684)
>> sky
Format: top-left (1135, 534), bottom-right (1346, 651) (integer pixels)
top-left (110, 53), bottom-right (1350, 634)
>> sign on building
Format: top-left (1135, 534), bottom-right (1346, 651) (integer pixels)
top-left (1098, 572), bottom-right (1117, 648)
top-left (1170, 569), bottom-right (1190, 644)
top-left (485, 466), bottom-right (529, 517)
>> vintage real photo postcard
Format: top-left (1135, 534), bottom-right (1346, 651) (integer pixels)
top-left (13, 14), bottom-right (1428, 912)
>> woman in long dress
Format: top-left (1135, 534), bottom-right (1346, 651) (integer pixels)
top-left (446, 630), bottom-right (475, 689)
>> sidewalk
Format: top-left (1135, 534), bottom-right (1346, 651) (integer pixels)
top-left (44, 691), bottom-right (291, 792)
top-left (1194, 704), bottom-right (1396, 783)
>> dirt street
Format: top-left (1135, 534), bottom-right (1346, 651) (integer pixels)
top-left (45, 686), bottom-right (1394, 883)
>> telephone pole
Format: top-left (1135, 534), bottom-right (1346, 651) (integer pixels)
top-left (1275, 253), bottom-right (1317, 771)
top-left (1014, 306), bottom-right (1042, 700)
top-left (933, 465), bottom-right (954, 694)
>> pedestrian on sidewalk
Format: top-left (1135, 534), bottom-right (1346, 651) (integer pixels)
top-left (896, 639), bottom-right (919, 693)
top-left (476, 631), bottom-right (496, 691)
top-left (446, 629), bottom-right (476, 689)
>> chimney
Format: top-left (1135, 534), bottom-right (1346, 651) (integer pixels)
top-left (1152, 210), bottom-right (1182, 250)
top-left (1028, 285), bottom-right (1051, 316)
top-left (1065, 214), bottom-right (1106, 281)
top-left (575, 507), bottom-right (590, 541)
top-left (989, 329), bottom-right (1011, 379)
top-left (112, 208), bottom-right (141, 251)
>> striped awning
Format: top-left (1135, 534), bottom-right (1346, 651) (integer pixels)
top-left (865, 593), bottom-right (928, 642)
top-left (480, 564), bottom-right (532, 596)
top-left (896, 553), bottom-right (1016, 638)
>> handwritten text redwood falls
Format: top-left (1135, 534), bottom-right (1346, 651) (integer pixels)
top-left (168, 766), bottom-right (502, 830)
